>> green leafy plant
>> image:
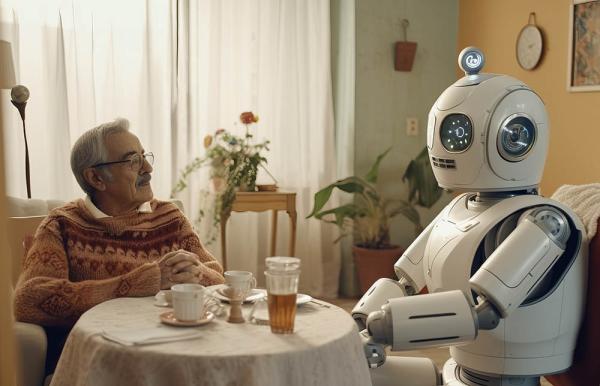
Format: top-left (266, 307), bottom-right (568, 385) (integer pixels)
top-left (307, 147), bottom-right (442, 249)
top-left (171, 112), bottom-right (270, 243)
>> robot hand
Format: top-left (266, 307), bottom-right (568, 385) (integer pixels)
top-left (351, 278), bottom-right (409, 330)
top-left (360, 328), bottom-right (387, 368)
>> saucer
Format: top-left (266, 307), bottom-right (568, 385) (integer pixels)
top-left (159, 311), bottom-right (215, 327)
top-left (296, 293), bottom-right (313, 305)
top-left (154, 299), bottom-right (170, 307)
top-left (208, 284), bottom-right (266, 303)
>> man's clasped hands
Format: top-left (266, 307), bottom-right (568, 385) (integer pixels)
top-left (158, 249), bottom-right (205, 289)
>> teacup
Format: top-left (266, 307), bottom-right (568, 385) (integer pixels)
top-left (171, 284), bottom-right (218, 321)
top-left (155, 290), bottom-right (172, 306)
top-left (224, 271), bottom-right (257, 300)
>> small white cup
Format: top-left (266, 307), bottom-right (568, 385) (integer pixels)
top-left (224, 271), bottom-right (257, 300)
top-left (155, 290), bottom-right (173, 306)
top-left (171, 284), bottom-right (217, 321)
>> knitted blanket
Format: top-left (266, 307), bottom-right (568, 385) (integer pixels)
top-left (551, 183), bottom-right (600, 240)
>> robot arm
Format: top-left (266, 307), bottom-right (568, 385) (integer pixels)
top-left (365, 206), bottom-right (571, 354)
top-left (351, 212), bottom-right (442, 330)
top-left (470, 206), bottom-right (570, 318)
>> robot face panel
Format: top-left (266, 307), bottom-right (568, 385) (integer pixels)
top-left (440, 114), bottom-right (473, 153)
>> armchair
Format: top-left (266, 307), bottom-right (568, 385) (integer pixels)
top-left (546, 184), bottom-right (600, 386)
top-left (7, 196), bottom-right (60, 386)
top-left (7, 196), bottom-right (185, 386)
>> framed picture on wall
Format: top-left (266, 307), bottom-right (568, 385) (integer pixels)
top-left (568, 0), bottom-right (600, 92)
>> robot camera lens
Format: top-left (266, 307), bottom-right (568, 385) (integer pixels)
top-left (440, 114), bottom-right (473, 153)
top-left (497, 115), bottom-right (536, 162)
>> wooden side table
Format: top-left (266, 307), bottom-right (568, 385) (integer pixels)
top-left (220, 191), bottom-right (297, 271)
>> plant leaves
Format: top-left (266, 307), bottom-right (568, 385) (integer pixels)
top-left (306, 185), bottom-right (335, 218)
top-left (402, 147), bottom-right (442, 208)
top-left (336, 177), bottom-right (367, 193)
top-left (306, 177), bottom-right (368, 218)
top-left (365, 147), bottom-right (392, 184)
top-left (386, 199), bottom-right (421, 227)
top-left (313, 203), bottom-right (364, 226)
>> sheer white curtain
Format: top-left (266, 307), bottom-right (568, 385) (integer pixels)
top-left (0, 0), bottom-right (176, 201)
top-left (173, 0), bottom-right (340, 296)
top-left (1, 0), bottom-right (340, 297)
top-left (331, 0), bottom-right (357, 296)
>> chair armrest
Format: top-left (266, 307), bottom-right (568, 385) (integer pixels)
top-left (14, 321), bottom-right (47, 386)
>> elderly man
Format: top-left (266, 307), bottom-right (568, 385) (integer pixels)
top-left (14, 118), bottom-right (224, 328)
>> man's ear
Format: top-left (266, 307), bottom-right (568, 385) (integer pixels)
top-left (83, 168), bottom-right (107, 191)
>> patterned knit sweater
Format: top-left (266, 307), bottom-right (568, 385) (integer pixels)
top-left (13, 199), bottom-right (225, 327)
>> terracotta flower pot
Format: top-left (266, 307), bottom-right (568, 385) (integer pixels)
top-left (352, 245), bottom-right (405, 294)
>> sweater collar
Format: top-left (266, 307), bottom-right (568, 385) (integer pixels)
top-left (84, 196), bottom-right (153, 219)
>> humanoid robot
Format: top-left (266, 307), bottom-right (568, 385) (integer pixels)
top-left (352, 47), bottom-right (588, 386)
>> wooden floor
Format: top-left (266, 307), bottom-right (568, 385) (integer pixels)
top-left (324, 298), bottom-right (552, 386)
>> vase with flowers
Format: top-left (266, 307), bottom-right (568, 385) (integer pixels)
top-left (171, 112), bottom-right (270, 243)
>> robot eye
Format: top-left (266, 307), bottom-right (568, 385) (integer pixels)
top-left (440, 114), bottom-right (473, 153)
top-left (497, 114), bottom-right (536, 162)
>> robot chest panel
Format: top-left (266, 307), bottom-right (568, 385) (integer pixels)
top-left (424, 219), bottom-right (481, 293)
top-left (424, 201), bottom-right (521, 294)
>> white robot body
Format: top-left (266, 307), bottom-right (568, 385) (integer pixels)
top-left (352, 48), bottom-right (589, 385)
top-left (421, 193), bottom-right (587, 377)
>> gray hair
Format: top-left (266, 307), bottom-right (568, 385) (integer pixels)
top-left (70, 118), bottom-right (130, 195)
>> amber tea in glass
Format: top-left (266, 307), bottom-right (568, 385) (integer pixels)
top-left (264, 257), bottom-right (301, 334)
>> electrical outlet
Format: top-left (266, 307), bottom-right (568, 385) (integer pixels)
top-left (406, 117), bottom-right (419, 136)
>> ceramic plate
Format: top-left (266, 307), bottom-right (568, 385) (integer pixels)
top-left (208, 285), bottom-right (312, 305)
top-left (208, 284), bottom-right (266, 303)
top-left (159, 311), bottom-right (214, 327)
top-left (296, 293), bottom-right (313, 305)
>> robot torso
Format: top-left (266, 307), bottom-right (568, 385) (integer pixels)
top-left (424, 192), bottom-right (587, 376)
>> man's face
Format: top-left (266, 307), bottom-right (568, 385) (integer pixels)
top-left (100, 131), bottom-right (153, 208)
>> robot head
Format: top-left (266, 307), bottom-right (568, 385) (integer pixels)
top-left (427, 47), bottom-right (548, 192)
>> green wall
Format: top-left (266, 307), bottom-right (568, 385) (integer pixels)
top-left (341, 0), bottom-right (459, 296)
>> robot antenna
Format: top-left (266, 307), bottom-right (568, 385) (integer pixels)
top-left (459, 46), bottom-right (485, 76)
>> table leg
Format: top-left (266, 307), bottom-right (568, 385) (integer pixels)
top-left (220, 214), bottom-right (229, 271)
top-left (270, 210), bottom-right (278, 257)
top-left (287, 209), bottom-right (297, 256)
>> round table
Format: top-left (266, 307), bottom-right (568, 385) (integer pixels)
top-left (50, 297), bottom-right (372, 386)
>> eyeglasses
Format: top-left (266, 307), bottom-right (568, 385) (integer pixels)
top-left (92, 152), bottom-right (154, 171)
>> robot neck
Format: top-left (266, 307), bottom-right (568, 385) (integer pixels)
top-left (474, 189), bottom-right (538, 202)
top-left (467, 189), bottom-right (538, 210)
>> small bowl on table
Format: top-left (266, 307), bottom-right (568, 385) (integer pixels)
top-left (256, 184), bottom-right (278, 192)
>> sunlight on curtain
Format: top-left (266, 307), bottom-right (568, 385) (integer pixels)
top-left (331, 0), bottom-right (357, 296)
top-left (0, 0), bottom-right (175, 201)
top-left (173, 0), bottom-right (340, 296)
top-left (0, 0), bottom-right (339, 297)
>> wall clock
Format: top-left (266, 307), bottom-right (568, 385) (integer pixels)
top-left (516, 12), bottom-right (543, 70)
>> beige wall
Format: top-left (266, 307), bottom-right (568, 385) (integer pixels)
top-left (355, 0), bottom-right (458, 248)
top-left (337, 0), bottom-right (458, 296)
top-left (459, 0), bottom-right (600, 195)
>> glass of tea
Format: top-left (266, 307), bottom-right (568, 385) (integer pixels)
top-left (264, 257), bottom-right (301, 334)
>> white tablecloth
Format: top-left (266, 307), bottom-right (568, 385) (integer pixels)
top-left (50, 297), bottom-right (372, 386)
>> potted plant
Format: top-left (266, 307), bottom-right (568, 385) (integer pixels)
top-left (307, 147), bottom-right (443, 293)
top-left (171, 112), bottom-right (270, 243)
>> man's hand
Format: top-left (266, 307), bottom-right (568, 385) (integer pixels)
top-left (157, 249), bottom-right (202, 289)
